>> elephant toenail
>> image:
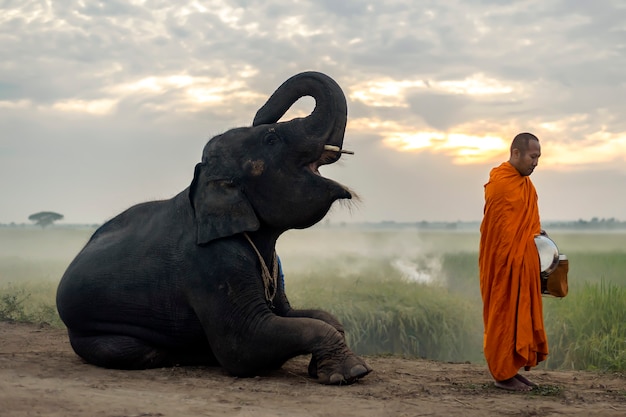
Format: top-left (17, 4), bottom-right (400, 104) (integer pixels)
top-left (329, 373), bottom-right (345, 384)
top-left (350, 364), bottom-right (368, 378)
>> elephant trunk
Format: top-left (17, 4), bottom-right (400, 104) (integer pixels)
top-left (252, 71), bottom-right (347, 149)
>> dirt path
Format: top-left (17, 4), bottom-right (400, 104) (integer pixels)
top-left (0, 322), bottom-right (624, 417)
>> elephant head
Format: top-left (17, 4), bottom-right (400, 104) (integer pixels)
top-left (190, 71), bottom-right (353, 244)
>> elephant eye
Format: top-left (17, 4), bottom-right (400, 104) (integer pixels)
top-left (263, 131), bottom-right (281, 146)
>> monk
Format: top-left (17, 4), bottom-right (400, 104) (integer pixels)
top-left (479, 132), bottom-right (548, 392)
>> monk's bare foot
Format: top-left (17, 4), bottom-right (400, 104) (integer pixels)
top-left (514, 373), bottom-right (538, 387)
top-left (494, 377), bottom-right (533, 392)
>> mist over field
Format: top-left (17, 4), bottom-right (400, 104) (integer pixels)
top-left (277, 227), bottom-right (477, 282)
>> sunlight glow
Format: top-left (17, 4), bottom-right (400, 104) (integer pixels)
top-left (41, 71), bottom-right (267, 116)
top-left (383, 131), bottom-right (507, 164)
top-left (187, 84), bottom-right (235, 104)
top-left (121, 77), bottom-right (164, 93)
top-left (348, 117), bottom-right (509, 164)
top-left (0, 100), bottom-right (32, 109)
top-left (350, 79), bottom-right (426, 107)
top-left (544, 132), bottom-right (626, 167)
top-left (349, 111), bottom-right (626, 168)
top-left (52, 99), bottom-right (117, 115)
top-left (111, 74), bottom-right (262, 109)
top-left (438, 74), bottom-right (514, 95)
top-left (113, 75), bottom-right (247, 97)
top-left (350, 74), bottom-right (518, 108)
top-left (539, 114), bottom-right (589, 132)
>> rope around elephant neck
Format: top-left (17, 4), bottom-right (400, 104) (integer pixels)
top-left (243, 233), bottom-right (278, 307)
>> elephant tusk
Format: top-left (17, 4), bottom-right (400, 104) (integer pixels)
top-left (324, 145), bottom-right (355, 155)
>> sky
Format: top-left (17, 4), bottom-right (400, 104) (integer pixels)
top-left (1, 0), bottom-right (626, 225)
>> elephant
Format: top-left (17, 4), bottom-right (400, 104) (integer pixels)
top-left (56, 71), bottom-right (372, 385)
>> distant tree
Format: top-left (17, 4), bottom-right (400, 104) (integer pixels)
top-left (28, 211), bottom-right (64, 228)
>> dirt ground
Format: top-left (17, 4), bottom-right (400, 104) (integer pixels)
top-left (0, 322), bottom-right (624, 417)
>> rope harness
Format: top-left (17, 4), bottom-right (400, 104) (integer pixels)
top-left (243, 233), bottom-right (278, 307)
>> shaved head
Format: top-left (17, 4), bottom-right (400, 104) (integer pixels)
top-left (510, 132), bottom-right (539, 156)
top-left (509, 132), bottom-right (541, 176)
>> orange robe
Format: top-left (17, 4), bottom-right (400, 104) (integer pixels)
top-left (479, 161), bottom-right (548, 381)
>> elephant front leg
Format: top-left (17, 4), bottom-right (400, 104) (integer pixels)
top-left (203, 312), bottom-right (371, 385)
top-left (303, 324), bottom-right (372, 385)
top-left (282, 308), bottom-right (349, 380)
top-left (285, 308), bottom-right (345, 337)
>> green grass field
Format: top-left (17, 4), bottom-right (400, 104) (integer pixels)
top-left (1, 226), bottom-right (625, 371)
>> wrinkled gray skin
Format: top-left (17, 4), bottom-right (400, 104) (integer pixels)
top-left (56, 71), bottom-right (371, 385)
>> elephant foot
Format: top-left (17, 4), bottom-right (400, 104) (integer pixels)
top-left (313, 352), bottom-right (372, 385)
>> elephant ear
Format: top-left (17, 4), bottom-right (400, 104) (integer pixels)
top-left (190, 163), bottom-right (260, 245)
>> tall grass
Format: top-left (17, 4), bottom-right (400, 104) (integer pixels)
top-left (0, 281), bottom-right (63, 327)
top-left (0, 257), bottom-right (68, 327)
top-left (286, 259), bottom-right (483, 363)
top-left (543, 280), bottom-right (626, 371)
top-left (539, 246), bottom-right (626, 371)
top-left (1, 227), bottom-right (625, 371)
